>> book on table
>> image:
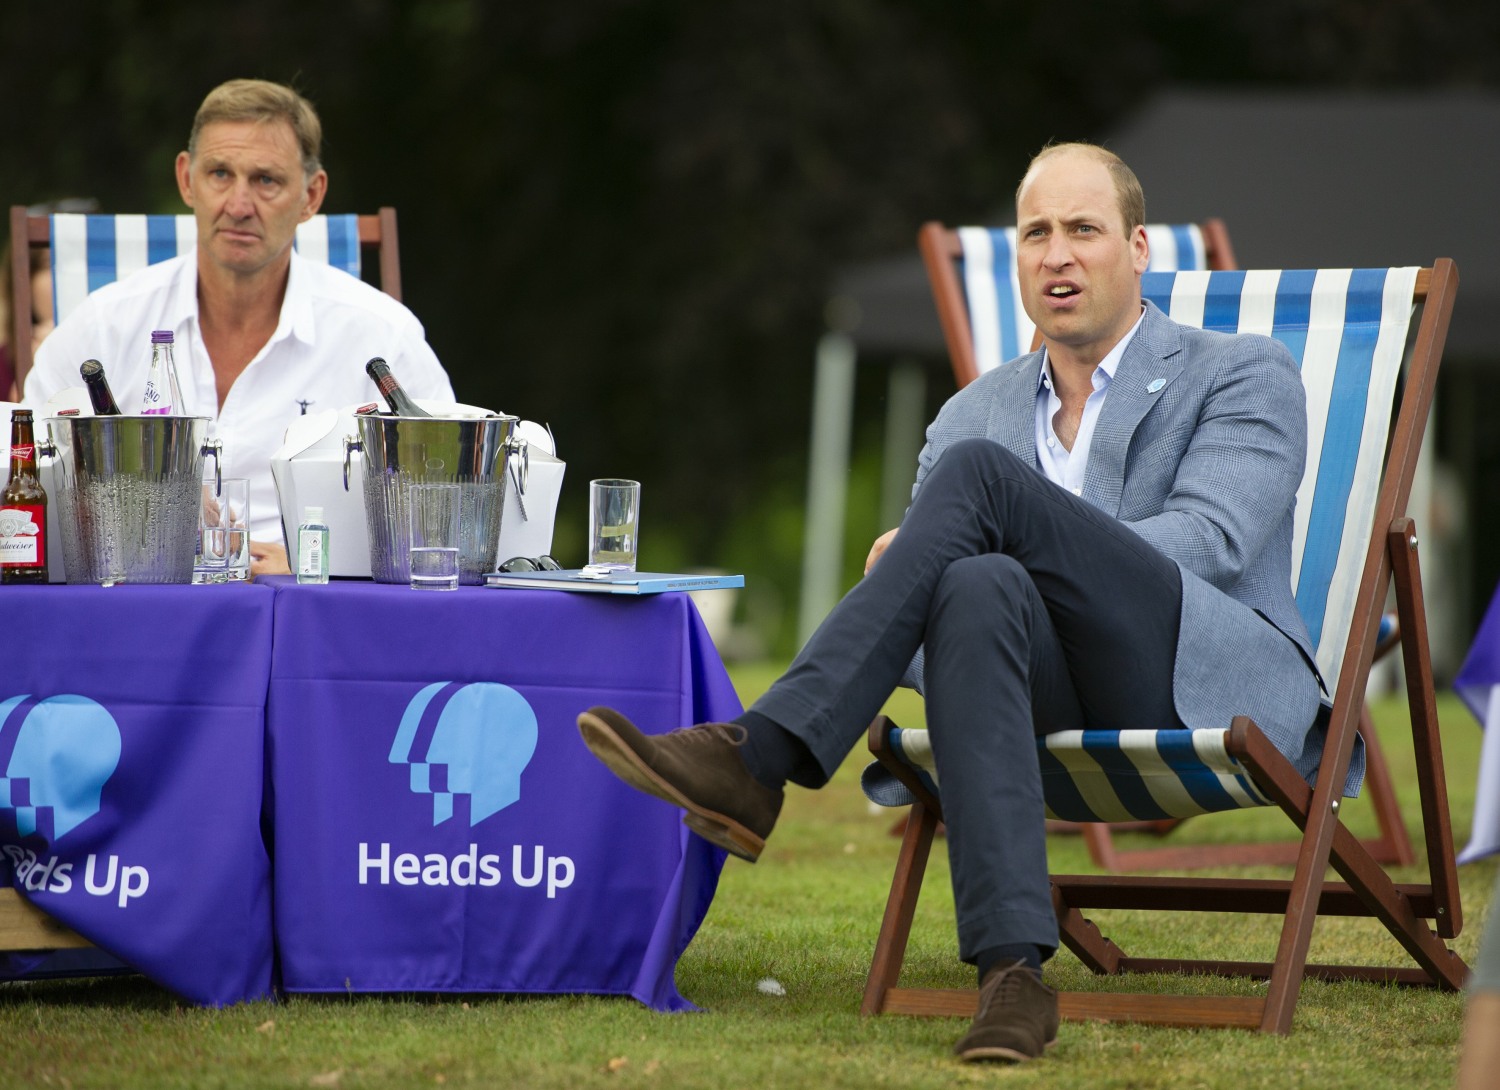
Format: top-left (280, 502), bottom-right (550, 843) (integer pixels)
top-left (481, 569), bottom-right (744, 595)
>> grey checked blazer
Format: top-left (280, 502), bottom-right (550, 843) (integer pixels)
top-left (909, 301), bottom-right (1347, 789)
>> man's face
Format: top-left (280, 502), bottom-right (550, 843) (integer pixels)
top-left (175, 119), bottom-right (327, 279)
top-left (1015, 150), bottom-right (1149, 365)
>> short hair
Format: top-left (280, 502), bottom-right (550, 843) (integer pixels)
top-left (1016, 142), bottom-right (1146, 233)
top-left (187, 79), bottom-right (323, 177)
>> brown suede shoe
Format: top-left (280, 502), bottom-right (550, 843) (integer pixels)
top-left (577, 706), bottom-right (783, 861)
top-left (952, 961), bottom-right (1059, 1063)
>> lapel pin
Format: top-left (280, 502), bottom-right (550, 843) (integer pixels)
top-left (1147, 378), bottom-right (1166, 393)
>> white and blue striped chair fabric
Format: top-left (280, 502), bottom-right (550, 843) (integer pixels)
top-left (864, 267), bottom-right (1420, 824)
top-left (958, 223), bottom-right (1208, 376)
top-left (48, 212), bottom-right (363, 325)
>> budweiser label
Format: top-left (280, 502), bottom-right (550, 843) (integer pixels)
top-left (8, 443), bottom-right (33, 459)
top-left (0, 504), bottom-right (45, 566)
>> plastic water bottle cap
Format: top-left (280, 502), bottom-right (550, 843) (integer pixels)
top-left (305, 506), bottom-right (323, 521)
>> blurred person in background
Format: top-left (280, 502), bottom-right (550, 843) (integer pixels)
top-left (1457, 879), bottom-right (1500, 1089)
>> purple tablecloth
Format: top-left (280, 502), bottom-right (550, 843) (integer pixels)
top-left (0, 584), bottom-right (276, 1006)
top-left (264, 580), bottom-right (738, 1011)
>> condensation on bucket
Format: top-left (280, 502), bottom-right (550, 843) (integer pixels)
top-left (351, 413), bottom-right (521, 586)
top-left (60, 475), bottom-right (201, 585)
top-left (363, 471), bottom-right (506, 586)
top-left (46, 415), bottom-right (217, 586)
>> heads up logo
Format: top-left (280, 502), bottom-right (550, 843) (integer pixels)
top-left (389, 683), bottom-right (538, 826)
top-left (1, 694), bottom-right (121, 841)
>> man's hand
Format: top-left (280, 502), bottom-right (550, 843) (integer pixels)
top-left (250, 540), bottom-right (291, 577)
top-left (866, 528), bottom-right (899, 574)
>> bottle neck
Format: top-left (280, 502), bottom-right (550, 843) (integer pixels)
top-left (8, 422), bottom-right (37, 478)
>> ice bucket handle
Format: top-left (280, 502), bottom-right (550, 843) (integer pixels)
top-left (342, 434), bottom-right (362, 492)
top-left (506, 434), bottom-right (529, 520)
top-left (202, 439), bottom-right (223, 495)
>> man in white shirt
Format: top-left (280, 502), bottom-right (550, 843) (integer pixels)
top-left (24, 79), bottom-right (454, 573)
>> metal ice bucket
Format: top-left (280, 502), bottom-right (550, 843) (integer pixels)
top-left (42, 415), bottom-right (223, 586)
top-left (342, 413), bottom-right (525, 585)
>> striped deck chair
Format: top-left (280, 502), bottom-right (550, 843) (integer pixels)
top-left (6, 205), bottom-right (402, 395)
top-left (918, 219), bottom-right (1238, 389)
top-left (917, 217), bottom-right (1412, 872)
top-left (860, 261), bottom-right (1465, 1034)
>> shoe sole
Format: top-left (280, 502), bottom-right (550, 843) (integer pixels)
top-left (955, 1038), bottom-right (1056, 1064)
top-left (577, 711), bottom-right (766, 863)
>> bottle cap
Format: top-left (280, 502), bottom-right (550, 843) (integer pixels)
top-left (151, 330), bottom-right (174, 344)
top-left (305, 506), bottom-right (323, 521)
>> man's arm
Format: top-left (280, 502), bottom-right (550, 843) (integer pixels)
top-left (1123, 337), bottom-right (1306, 591)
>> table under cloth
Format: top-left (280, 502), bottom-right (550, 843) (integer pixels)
top-left (2, 578), bottom-right (739, 1011)
top-left (0, 583), bottom-right (276, 1006)
top-left (263, 579), bottom-right (738, 1011)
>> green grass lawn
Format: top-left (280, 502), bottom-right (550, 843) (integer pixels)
top-left (2, 677), bottom-right (1492, 1089)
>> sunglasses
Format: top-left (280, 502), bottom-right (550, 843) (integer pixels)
top-left (497, 555), bottom-right (562, 573)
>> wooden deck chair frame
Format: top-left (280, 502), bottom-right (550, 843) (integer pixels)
top-left (914, 218), bottom-right (1414, 873)
top-left (6, 204), bottom-right (403, 397)
top-left (862, 261), bottom-right (1463, 1034)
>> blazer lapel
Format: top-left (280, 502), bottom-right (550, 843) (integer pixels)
top-left (1084, 303), bottom-right (1184, 516)
top-left (986, 350), bottom-right (1045, 465)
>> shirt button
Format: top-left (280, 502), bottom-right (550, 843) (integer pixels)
top-left (1046, 436), bottom-right (1055, 448)
top-left (1071, 486), bottom-right (1082, 496)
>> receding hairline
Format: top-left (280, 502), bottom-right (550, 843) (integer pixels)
top-left (1015, 142), bottom-right (1146, 233)
top-left (186, 78), bottom-right (324, 177)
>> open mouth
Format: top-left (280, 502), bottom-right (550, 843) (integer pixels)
top-left (1047, 284), bottom-right (1080, 299)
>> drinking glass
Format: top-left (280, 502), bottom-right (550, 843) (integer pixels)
top-left (193, 477), bottom-right (250, 584)
top-left (587, 479), bottom-right (640, 573)
top-left (408, 483), bottom-right (461, 591)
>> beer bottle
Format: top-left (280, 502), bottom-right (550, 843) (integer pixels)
top-left (1, 409), bottom-right (49, 584)
top-left (140, 330), bottom-right (184, 415)
top-left (365, 357), bottom-right (433, 417)
top-left (80, 359), bottom-right (123, 415)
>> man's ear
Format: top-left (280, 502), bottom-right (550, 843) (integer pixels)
top-left (175, 151), bottom-right (195, 208)
top-left (300, 169), bottom-right (329, 223)
top-left (1131, 224), bottom-right (1150, 275)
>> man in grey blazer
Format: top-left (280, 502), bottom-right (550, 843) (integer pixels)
top-left (578, 143), bottom-right (1326, 1063)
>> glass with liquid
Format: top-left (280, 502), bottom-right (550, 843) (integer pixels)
top-left (408, 483), bottom-right (461, 591)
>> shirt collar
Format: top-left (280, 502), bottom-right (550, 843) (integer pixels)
top-left (171, 248), bottom-right (317, 348)
top-left (1036, 304), bottom-right (1148, 394)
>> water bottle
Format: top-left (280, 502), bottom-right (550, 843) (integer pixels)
top-left (140, 330), bottom-right (184, 415)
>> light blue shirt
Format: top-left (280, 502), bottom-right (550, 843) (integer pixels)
top-left (1034, 308), bottom-right (1147, 494)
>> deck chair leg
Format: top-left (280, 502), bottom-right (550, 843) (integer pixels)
top-left (1052, 884), bottom-right (1125, 974)
top-left (862, 800), bottom-right (941, 1016)
top-left (1357, 703), bottom-right (1416, 866)
top-left (1081, 823), bottom-right (1121, 871)
top-left (1388, 521), bottom-right (1463, 936)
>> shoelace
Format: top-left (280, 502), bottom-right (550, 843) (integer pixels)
top-left (666, 722), bottom-right (748, 747)
top-left (974, 964), bottom-right (1034, 1017)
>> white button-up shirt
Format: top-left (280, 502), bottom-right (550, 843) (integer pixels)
top-left (25, 251), bottom-right (455, 543)
top-left (1034, 308), bottom-right (1146, 495)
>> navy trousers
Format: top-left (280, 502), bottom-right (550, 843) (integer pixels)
top-left (753, 438), bottom-right (1186, 960)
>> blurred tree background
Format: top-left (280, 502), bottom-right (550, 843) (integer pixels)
top-left (3, 0), bottom-right (1496, 654)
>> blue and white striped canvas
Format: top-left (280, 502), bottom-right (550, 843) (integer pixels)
top-left (48, 213), bottom-right (363, 326)
top-left (958, 223), bottom-right (1208, 377)
top-left (864, 267), bottom-right (1420, 823)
